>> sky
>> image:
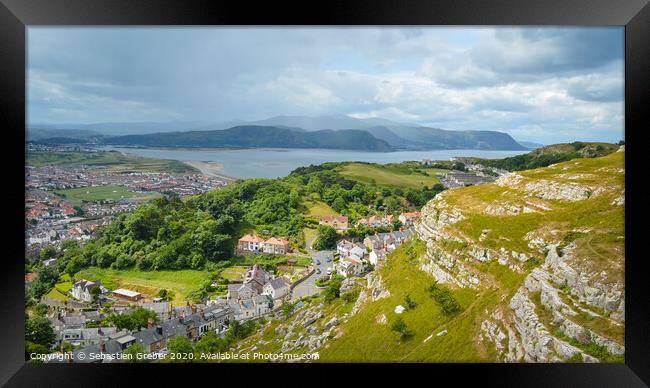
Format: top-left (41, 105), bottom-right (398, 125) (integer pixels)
top-left (27, 27), bottom-right (624, 144)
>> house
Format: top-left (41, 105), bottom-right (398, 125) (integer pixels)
top-left (71, 279), bottom-right (107, 303)
top-left (253, 294), bottom-right (272, 316)
top-left (349, 245), bottom-right (366, 261)
top-left (60, 327), bottom-right (118, 347)
top-left (237, 234), bottom-right (264, 252)
top-left (227, 283), bottom-right (255, 301)
top-left (398, 212), bottom-right (421, 226)
top-left (369, 249), bottom-right (387, 266)
top-left (25, 272), bottom-right (38, 289)
top-left (356, 215), bottom-right (394, 228)
top-left (336, 239), bottom-right (356, 258)
top-left (262, 277), bottom-right (290, 300)
top-left (337, 256), bottom-right (364, 278)
top-left (244, 264), bottom-right (271, 293)
top-left (319, 215), bottom-right (348, 231)
top-left (140, 301), bottom-right (171, 321)
top-left (263, 237), bottom-right (290, 254)
top-left (112, 288), bottom-right (142, 302)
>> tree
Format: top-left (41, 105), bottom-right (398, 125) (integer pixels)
top-left (25, 316), bottom-right (56, 348)
top-left (167, 336), bottom-right (194, 362)
top-left (390, 316), bottom-right (410, 338)
top-left (89, 285), bottom-right (102, 302)
top-left (194, 332), bottom-right (229, 355)
top-left (124, 343), bottom-right (147, 363)
top-left (404, 294), bottom-right (417, 310)
top-left (312, 225), bottom-right (338, 250)
top-left (39, 246), bottom-right (57, 261)
top-left (29, 266), bottom-right (60, 300)
top-left (157, 288), bottom-right (175, 302)
top-left (331, 196), bottom-right (346, 213)
top-left (111, 307), bottom-right (158, 331)
top-left (391, 218), bottom-right (403, 231)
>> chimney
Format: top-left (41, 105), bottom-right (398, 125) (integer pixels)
top-left (191, 304), bottom-right (197, 314)
top-left (156, 325), bottom-right (163, 336)
top-left (98, 327), bottom-right (103, 336)
top-left (147, 318), bottom-right (154, 328)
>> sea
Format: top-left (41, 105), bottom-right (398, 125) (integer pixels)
top-left (107, 147), bottom-right (528, 179)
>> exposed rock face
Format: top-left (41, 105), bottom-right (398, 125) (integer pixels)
top-left (415, 152), bottom-right (625, 363)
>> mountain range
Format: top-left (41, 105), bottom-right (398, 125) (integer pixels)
top-left (29, 115), bottom-right (535, 151)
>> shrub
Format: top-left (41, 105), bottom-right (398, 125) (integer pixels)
top-left (426, 282), bottom-right (461, 315)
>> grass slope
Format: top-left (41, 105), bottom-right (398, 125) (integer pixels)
top-left (74, 267), bottom-right (213, 304)
top-left (338, 163), bottom-right (441, 189)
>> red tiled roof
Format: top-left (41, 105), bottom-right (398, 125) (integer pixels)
top-left (239, 233), bottom-right (264, 243)
top-left (320, 215), bottom-right (348, 223)
top-left (25, 272), bottom-right (38, 282)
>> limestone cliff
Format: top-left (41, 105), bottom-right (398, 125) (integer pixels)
top-left (414, 151), bottom-right (625, 362)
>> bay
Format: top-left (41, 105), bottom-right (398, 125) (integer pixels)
top-left (108, 147), bottom-right (528, 179)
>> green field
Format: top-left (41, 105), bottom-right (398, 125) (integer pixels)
top-left (74, 267), bottom-right (213, 304)
top-left (54, 185), bottom-right (161, 206)
top-left (338, 163), bottom-right (443, 189)
top-left (304, 197), bottom-right (340, 217)
top-left (27, 150), bottom-right (198, 174)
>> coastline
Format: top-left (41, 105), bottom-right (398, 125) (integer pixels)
top-left (182, 160), bottom-right (238, 182)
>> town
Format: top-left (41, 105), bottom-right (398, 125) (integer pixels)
top-left (28, 208), bottom-right (421, 363)
top-left (25, 163), bottom-right (231, 253)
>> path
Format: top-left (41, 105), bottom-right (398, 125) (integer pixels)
top-left (291, 250), bottom-right (334, 300)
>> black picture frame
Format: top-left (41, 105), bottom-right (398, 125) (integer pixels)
top-left (1, 0), bottom-right (648, 386)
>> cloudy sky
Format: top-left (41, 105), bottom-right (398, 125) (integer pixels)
top-left (28, 27), bottom-right (624, 143)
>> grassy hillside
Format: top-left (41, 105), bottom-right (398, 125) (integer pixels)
top-left (338, 163), bottom-right (443, 189)
top-left (231, 151), bottom-right (624, 363)
top-left (471, 142), bottom-right (619, 171)
top-left (74, 267), bottom-right (213, 304)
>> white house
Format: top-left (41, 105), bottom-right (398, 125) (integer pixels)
top-left (70, 279), bottom-right (107, 303)
top-left (262, 277), bottom-right (290, 300)
top-left (349, 245), bottom-right (366, 261)
top-left (337, 256), bottom-right (364, 278)
top-left (369, 249), bottom-right (387, 266)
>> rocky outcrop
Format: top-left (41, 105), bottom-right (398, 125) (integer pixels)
top-left (415, 152), bottom-right (625, 363)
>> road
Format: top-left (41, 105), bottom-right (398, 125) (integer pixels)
top-left (291, 250), bottom-right (334, 300)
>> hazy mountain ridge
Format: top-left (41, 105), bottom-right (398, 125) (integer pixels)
top-left (101, 125), bottom-right (395, 152)
top-left (30, 115), bottom-right (531, 151)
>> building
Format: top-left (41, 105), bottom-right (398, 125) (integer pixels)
top-left (237, 233), bottom-right (265, 252)
top-left (319, 215), bottom-right (349, 231)
top-left (263, 237), bottom-right (290, 255)
top-left (71, 279), bottom-right (107, 303)
top-left (337, 256), bottom-right (364, 278)
top-left (60, 327), bottom-right (118, 347)
top-left (398, 212), bottom-right (421, 226)
top-left (238, 234), bottom-right (291, 255)
top-left (369, 249), bottom-right (387, 266)
top-left (356, 214), bottom-right (394, 228)
top-left (244, 264), bottom-right (271, 293)
top-left (262, 277), bottom-right (290, 300)
top-left (349, 245), bottom-right (366, 261)
top-left (140, 301), bottom-right (171, 322)
top-left (112, 288), bottom-right (142, 302)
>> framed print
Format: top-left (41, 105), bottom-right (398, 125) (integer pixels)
top-left (1, 0), bottom-right (649, 386)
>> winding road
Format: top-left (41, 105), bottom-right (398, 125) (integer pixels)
top-left (291, 250), bottom-right (334, 300)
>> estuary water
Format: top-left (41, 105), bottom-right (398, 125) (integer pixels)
top-left (108, 147), bottom-right (528, 179)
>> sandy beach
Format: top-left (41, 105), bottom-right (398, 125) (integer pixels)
top-left (183, 160), bottom-right (238, 182)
